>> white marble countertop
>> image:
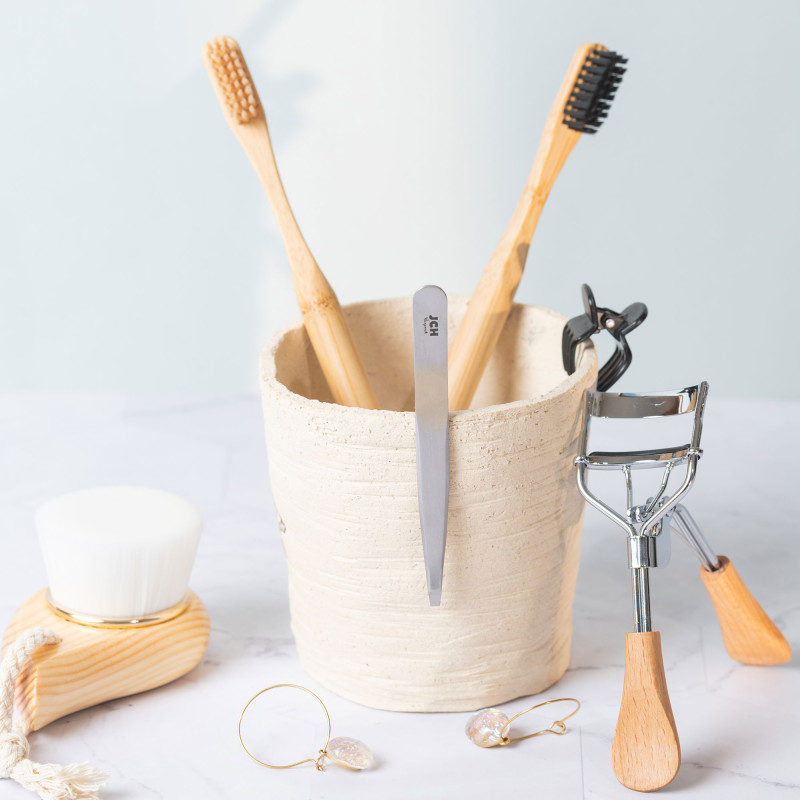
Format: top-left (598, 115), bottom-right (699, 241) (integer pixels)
top-left (0, 393), bottom-right (797, 799)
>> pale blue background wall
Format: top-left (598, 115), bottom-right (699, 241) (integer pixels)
top-left (1, 1), bottom-right (797, 397)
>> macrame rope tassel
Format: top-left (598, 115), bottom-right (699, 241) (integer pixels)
top-left (0, 627), bottom-right (108, 799)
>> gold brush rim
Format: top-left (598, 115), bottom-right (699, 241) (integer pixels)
top-left (46, 589), bottom-right (193, 629)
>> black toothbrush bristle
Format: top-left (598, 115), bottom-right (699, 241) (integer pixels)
top-left (563, 47), bottom-right (627, 134)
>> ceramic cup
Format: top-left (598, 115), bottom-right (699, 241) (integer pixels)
top-left (260, 296), bottom-right (597, 712)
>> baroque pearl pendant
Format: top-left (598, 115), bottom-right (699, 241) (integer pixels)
top-left (326, 737), bottom-right (374, 770)
top-left (465, 708), bottom-right (509, 747)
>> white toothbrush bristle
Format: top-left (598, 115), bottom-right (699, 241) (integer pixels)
top-left (36, 487), bottom-right (202, 619)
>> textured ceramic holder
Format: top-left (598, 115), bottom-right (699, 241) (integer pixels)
top-left (260, 297), bottom-right (597, 712)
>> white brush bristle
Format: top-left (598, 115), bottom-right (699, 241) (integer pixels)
top-left (36, 487), bottom-right (202, 619)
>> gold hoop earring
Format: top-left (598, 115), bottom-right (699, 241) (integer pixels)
top-left (238, 684), bottom-right (374, 771)
top-left (465, 697), bottom-right (581, 748)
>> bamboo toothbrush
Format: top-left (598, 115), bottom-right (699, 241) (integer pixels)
top-left (203, 36), bottom-right (380, 410)
top-left (448, 44), bottom-right (627, 410)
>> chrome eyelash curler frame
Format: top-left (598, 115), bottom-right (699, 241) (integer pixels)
top-left (575, 382), bottom-right (791, 792)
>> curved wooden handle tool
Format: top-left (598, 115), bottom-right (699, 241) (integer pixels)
top-left (203, 37), bottom-right (379, 409)
top-left (448, 44), bottom-right (627, 410)
top-left (668, 508), bottom-right (791, 664)
top-left (612, 631), bottom-right (681, 792)
top-left (2, 589), bottom-right (210, 731)
top-left (700, 556), bottom-right (792, 665)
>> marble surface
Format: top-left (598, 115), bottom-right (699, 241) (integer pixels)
top-left (0, 392), bottom-right (797, 799)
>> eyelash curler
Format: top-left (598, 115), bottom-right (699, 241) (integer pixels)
top-left (575, 382), bottom-right (791, 792)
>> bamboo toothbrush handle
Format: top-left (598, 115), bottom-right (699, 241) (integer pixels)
top-left (612, 631), bottom-right (681, 792)
top-left (238, 122), bottom-right (379, 409)
top-left (700, 556), bottom-right (791, 665)
top-left (203, 38), bottom-right (379, 409)
top-left (447, 45), bottom-right (595, 411)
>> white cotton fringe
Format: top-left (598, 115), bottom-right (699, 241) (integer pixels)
top-left (0, 628), bottom-right (108, 800)
top-left (260, 297), bottom-right (598, 712)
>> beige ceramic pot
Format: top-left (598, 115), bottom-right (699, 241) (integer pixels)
top-left (260, 296), bottom-right (597, 712)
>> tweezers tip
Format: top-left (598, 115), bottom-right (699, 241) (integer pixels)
top-left (428, 588), bottom-right (442, 606)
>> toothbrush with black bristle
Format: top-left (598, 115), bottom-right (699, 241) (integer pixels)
top-left (448, 44), bottom-right (627, 411)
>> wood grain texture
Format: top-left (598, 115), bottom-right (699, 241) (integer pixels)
top-left (203, 38), bottom-right (378, 410)
top-left (2, 589), bottom-right (210, 732)
top-left (612, 631), bottom-right (681, 792)
top-left (261, 297), bottom-right (598, 711)
top-left (447, 44), bottom-right (597, 411)
top-left (700, 556), bottom-right (791, 665)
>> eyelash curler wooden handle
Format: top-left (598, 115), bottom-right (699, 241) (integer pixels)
top-left (668, 508), bottom-right (791, 665)
top-left (699, 556), bottom-right (791, 665)
top-left (612, 631), bottom-right (681, 792)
